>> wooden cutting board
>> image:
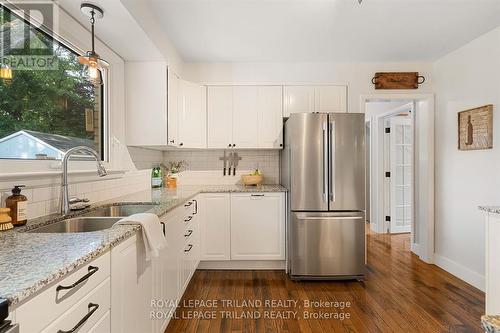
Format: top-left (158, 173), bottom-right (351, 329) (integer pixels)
top-left (372, 72), bottom-right (424, 89)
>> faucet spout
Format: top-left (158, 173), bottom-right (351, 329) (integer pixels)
top-left (61, 146), bottom-right (107, 215)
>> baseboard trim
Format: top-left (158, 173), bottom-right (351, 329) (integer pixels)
top-left (434, 254), bottom-right (485, 292)
top-left (198, 260), bottom-right (286, 270)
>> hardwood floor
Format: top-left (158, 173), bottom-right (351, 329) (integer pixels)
top-left (166, 227), bottom-right (485, 333)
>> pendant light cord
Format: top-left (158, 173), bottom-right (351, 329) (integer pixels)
top-left (90, 10), bottom-right (95, 53)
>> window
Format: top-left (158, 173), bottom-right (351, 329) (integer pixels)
top-left (0, 4), bottom-right (105, 161)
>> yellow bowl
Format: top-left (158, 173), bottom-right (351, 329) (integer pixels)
top-left (241, 174), bottom-right (263, 186)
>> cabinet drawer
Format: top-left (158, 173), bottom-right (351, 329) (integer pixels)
top-left (16, 252), bottom-right (110, 333)
top-left (41, 278), bottom-right (110, 333)
top-left (87, 310), bottom-right (110, 333)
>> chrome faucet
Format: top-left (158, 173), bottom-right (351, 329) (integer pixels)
top-left (61, 146), bottom-right (107, 215)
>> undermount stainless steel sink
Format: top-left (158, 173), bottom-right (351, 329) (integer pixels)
top-left (27, 217), bottom-right (123, 233)
top-left (80, 204), bottom-right (157, 218)
top-left (27, 204), bottom-right (158, 233)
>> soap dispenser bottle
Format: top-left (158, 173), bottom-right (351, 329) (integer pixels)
top-left (6, 185), bottom-right (28, 226)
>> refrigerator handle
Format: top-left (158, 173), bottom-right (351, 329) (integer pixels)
top-left (322, 122), bottom-right (328, 203)
top-left (329, 121), bottom-right (335, 202)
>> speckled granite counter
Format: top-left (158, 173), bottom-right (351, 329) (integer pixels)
top-left (479, 206), bottom-right (500, 214)
top-left (482, 315), bottom-right (500, 333)
top-left (0, 184), bottom-right (286, 307)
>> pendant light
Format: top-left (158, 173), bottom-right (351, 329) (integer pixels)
top-left (78, 3), bottom-right (107, 86)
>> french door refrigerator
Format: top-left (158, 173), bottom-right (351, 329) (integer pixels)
top-left (281, 113), bottom-right (366, 280)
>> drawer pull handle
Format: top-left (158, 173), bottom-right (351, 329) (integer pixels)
top-left (160, 222), bottom-right (166, 236)
top-left (251, 194), bottom-right (265, 197)
top-left (57, 303), bottom-right (99, 333)
top-left (184, 244), bottom-right (193, 252)
top-left (184, 216), bottom-right (193, 222)
top-left (184, 229), bottom-right (193, 237)
top-left (56, 266), bottom-right (99, 292)
top-left (193, 199), bottom-right (198, 215)
top-left (184, 201), bottom-right (193, 207)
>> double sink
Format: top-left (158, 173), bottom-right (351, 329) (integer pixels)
top-left (28, 204), bottom-right (158, 233)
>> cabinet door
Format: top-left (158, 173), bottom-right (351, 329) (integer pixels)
top-left (283, 86), bottom-right (315, 117)
top-left (126, 62), bottom-right (167, 145)
top-left (208, 86), bottom-right (233, 149)
top-left (230, 193), bottom-right (285, 260)
top-left (233, 86), bottom-right (259, 148)
top-left (200, 194), bottom-right (231, 261)
top-left (258, 86), bottom-right (283, 148)
top-left (167, 69), bottom-right (180, 146)
top-left (111, 235), bottom-right (153, 333)
top-left (487, 215), bottom-right (500, 314)
top-left (178, 80), bottom-right (207, 148)
top-left (314, 85), bottom-right (347, 113)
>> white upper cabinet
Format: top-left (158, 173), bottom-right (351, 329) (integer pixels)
top-left (126, 62), bottom-right (168, 146)
top-left (314, 85), bottom-right (347, 112)
top-left (283, 85), bottom-right (347, 117)
top-left (258, 86), bottom-right (283, 148)
top-left (207, 85), bottom-right (283, 149)
top-left (233, 86), bottom-right (259, 148)
top-left (208, 86), bottom-right (233, 149)
top-left (178, 80), bottom-right (207, 149)
top-left (283, 85), bottom-right (315, 115)
top-left (167, 69), bottom-right (180, 146)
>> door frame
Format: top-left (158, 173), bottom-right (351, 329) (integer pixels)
top-left (361, 94), bottom-right (435, 264)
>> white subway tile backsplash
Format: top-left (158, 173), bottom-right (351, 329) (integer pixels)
top-left (0, 170), bottom-right (151, 220)
top-left (163, 149), bottom-right (280, 184)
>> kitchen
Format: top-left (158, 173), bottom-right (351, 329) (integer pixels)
top-left (0, 1), bottom-right (499, 332)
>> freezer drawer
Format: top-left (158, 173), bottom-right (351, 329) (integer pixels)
top-left (289, 212), bottom-right (365, 279)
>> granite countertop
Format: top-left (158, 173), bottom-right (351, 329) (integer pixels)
top-left (0, 184), bottom-right (286, 307)
top-left (482, 315), bottom-right (500, 333)
top-left (479, 206), bottom-right (500, 214)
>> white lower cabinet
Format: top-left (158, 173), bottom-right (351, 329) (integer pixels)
top-left (231, 193), bottom-right (285, 260)
top-left (199, 193), bottom-right (231, 261)
top-left (200, 192), bottom-right (286, 263)
top-left (14, 252), bottom-right (111, 333)
top-left (111, 235), bottom-right (153, 333)
top-left (486, 213), bottom-right (500, 314)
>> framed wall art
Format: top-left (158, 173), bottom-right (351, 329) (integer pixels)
top-left (458, 104), bottom-right (493, 150)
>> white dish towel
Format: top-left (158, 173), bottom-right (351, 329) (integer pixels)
top-left (114, 213), bottom-right (167, 261)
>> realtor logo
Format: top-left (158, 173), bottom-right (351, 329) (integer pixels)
top-left (0, 0), bottom-right (59, 71)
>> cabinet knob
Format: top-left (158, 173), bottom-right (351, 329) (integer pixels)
top-left (279, 143), bottom-right (283, 147)
top-left (169, 140), bottom-right (175, 143)
top-left (179, 142), bottom-right (184, 146)
top-left (232, 144), bottom-right (236, 147)
top-left (228, 144), bottom-right (231, 148)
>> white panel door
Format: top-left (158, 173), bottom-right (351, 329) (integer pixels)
top-left (233, 86), bottom-right (259, 148)
top-left (230, 193), bottom-right (285, 260)
top-left (390, 116), bottom-right (412, 234)
top-left (178, 80), bottom-right (207, 148)
top-left (208, 86), bottom-right (234, 149)
top-left (167, 69), bottom-right (180, 146)
top-left (258, 86), bottom-right (283, 148)
top-left (200, 194), bottom-right (231, 261)
top-left (283, 86), bottom-right (315, 117)
top-left (314, 85), bottom-right (347, 113)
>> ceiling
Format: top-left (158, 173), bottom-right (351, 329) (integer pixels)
top-left (148, 0), bottom-right (500, 63)
top-left (57, 0), bottom-right (164, 61)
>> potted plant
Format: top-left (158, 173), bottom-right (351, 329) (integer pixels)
top-left (161, 161), bottom-right (187, 188)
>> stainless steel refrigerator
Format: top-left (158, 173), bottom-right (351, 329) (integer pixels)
top-left (281, 113), bottom-right (366, 280)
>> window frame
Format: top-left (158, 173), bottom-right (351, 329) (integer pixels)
top-left (0, 3), bottom-right (109, 164)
